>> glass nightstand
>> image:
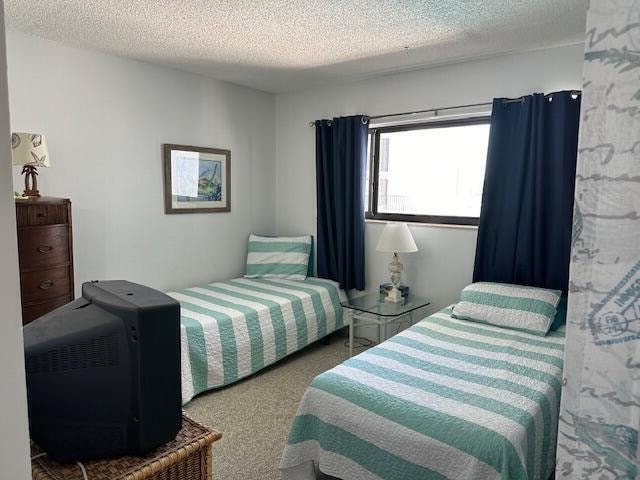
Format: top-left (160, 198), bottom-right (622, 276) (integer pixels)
top-left (341, 293), bottom-right (431, 356)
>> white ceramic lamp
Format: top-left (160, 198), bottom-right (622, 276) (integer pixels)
top-left (11, 132), bottom-right (50, 198)
top-left (376, 223), bottom-right (418, 303)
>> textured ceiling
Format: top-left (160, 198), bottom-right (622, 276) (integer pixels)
top-left (5, 0), bottom-right (588, 93)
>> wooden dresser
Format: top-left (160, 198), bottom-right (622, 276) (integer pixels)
top-left (15, 197), bottom-right (74, 325)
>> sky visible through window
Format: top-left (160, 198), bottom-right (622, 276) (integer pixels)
top-left (368, 123), bottom-right (490, 218)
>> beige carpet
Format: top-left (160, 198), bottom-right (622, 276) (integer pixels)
top-left (184, 335), bottom-right (353, 480)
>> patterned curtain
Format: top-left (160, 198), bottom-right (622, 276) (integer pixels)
top-left (557, 1), bottom-right (640, 479)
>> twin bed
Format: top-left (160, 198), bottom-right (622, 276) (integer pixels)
top-left (167, 276), bottom-right (346, 404)
top-left (279, 306), bottom-right (565, 480)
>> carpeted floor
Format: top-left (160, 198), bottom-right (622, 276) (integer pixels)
top-left (184, 335), bottom-right (353, 480)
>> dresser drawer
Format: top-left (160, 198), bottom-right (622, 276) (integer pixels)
top-left (21, 266), bottom-right (71, 304)
top-left (16, 202), bottom-right (69, 227)
top-left (18, 225), bottom-right (70, 270)
top-left (22, 295), bottom-right (72, 325)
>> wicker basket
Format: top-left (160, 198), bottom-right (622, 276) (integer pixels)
top-left (31, 415), bottom-right (222, 480)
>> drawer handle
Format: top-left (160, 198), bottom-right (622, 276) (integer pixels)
top-left (37, 245), bottom-right (53, 253)
top-left (39, 280), bottom-right (54, 290)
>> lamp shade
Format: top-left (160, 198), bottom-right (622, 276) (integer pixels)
top-left (11, 132), bottom-right (50, 167)
top-left (376, 222), bottom-right (418, 253)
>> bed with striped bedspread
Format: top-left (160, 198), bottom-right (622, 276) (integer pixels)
top-left (280, 306), bottom-right (565, 480)
top-left (167, 277), bottom-right (346, 405)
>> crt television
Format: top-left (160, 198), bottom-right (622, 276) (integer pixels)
top-left (23, 280), bottom-right (182, 461)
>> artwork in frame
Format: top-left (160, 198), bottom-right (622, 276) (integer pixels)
top-left (163, 144), bottom-right (231, 214)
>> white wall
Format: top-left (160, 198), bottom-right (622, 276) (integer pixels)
top-left (0, 4), bottom-right (31, 479)
top-left (6, 31), bottom-right (276, 295)
top-left (274, 45), bottom-right (585, 314)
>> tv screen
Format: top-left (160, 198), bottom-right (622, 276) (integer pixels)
top-left (24, 280), bottom-right (182, 461)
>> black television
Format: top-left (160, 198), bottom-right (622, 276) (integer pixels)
top-left (23, 280), bottom-right (182, 461)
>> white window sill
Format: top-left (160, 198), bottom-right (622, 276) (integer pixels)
top-left (365, 218), bottom-right (478, 230)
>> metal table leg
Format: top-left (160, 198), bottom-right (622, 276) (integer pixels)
top-left (382, 321), bottom-right (387, 344)
top-left (349, 311), bottom-right (354, 357)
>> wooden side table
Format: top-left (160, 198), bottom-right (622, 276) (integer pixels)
top-left (31, 415), bottom-right (222, 480)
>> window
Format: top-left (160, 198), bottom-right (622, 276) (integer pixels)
top-left (366, 117), bottom-right (490, 226)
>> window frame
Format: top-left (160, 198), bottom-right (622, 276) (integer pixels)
top-left (366, 115), bottom-right (491, 226)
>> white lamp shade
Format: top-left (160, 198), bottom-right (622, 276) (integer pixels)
top-left (11, 132), bottom-right (50, 167)
top-left (376, 222), bottom-right (418, 253)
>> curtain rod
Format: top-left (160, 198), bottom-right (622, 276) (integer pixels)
top-left (308, 101), bottom-right (490, 127)
top-left (308, 90), bottom-right (581, 127)
top-left (366, 100), bottom-right (492, 122)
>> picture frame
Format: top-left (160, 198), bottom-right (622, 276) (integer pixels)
top-left (163, 143), bottom-right (231, 214)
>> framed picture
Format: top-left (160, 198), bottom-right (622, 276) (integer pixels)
top-left (163, 144), bottom-right (231, 214)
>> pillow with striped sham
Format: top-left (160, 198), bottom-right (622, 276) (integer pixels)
top-left (245, 234), bottom-right (312, 280)
top-left (452, 282), bottom-right (562, 336)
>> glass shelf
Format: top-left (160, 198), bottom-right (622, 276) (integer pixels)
top-left (341, 293), bottom-right (430, 317)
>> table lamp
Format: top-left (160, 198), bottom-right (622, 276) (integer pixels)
top-left (376, 222), bottom-right (418, 303)
top-left (12, 132), bottom-right (50, 198)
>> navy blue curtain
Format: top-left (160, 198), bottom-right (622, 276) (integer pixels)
top-left (316, 115), bottom-right (367, 291)
top-left (473, 91), bottom-right (581, 292)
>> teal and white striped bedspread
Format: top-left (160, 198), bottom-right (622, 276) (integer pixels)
top-left (280, 307), bottom-right (565, 480)
top-left (167, 277), bottom-right (346, 405)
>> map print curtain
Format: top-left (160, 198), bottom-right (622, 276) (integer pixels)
top-left (556, 1), bottom-right (640, 479)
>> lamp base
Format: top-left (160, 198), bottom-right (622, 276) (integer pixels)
top-left (385, 252), bottom-right (404, 303)
top-left (21, 189), bottom-right (40, 198)
top-left (21, 165), bottom-right (41, 198)
top-left (385, 286), bottom-right (405, 303)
